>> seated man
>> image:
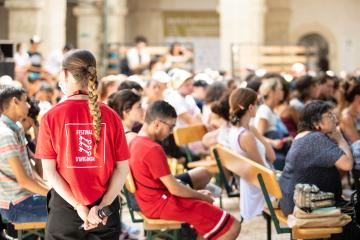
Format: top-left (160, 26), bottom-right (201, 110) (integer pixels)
top-left (0, 86), bottom-right (48, 223)
top-left (129, 100), bottom-right (241, 240)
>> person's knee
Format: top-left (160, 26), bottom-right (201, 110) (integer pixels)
top-left (195, 167), bottom-right (212, 183)
top-left (227, 220), bottom-right (241, 239)
top-left (189, 167), bottom-right (212, 189)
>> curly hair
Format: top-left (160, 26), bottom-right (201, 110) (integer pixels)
top-left (297, 100), bottom-right (334, 132)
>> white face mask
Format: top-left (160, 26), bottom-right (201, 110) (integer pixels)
top-left (59, 81), bottom-right (68, 95)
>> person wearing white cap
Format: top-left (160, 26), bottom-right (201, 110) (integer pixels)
top-left (143, 71), bottom-right (171, 107)
top-left (164, 69), bottom-right (202, 127)
top-left (0, 75), bottom-right (22, 88)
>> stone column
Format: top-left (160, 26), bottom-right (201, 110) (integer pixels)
top-left (108, 0), bottom-right (128, 44)
top-left (73, 1), bottom-right (102, 60)
top-left (5, 0), bottom-right (45, 43)
top-left (41, 0), bottom-right (67, 57)
top-left (218, 0), bottom-right (266, 72)
top-left (265, 0), bottom-right (291, 45)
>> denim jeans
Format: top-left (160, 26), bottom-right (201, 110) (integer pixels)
top-left (0, 195), bottom-right (47, 223)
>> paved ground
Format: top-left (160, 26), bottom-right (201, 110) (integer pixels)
top-left (121, 195), bottom-right (291, 240)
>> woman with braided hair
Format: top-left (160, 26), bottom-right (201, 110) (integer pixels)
top-left (35, 49), bottom-right (129, 240)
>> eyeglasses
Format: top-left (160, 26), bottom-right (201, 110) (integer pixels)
top-left (160, 120), bottom-right (176, 131)
top-left (322, 112), bottom-right (337, 121)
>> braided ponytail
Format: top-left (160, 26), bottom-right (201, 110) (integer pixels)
top-left (87, 66), bottom-right (102, 147)
top-left (62, 49), bottom-right (102, 155)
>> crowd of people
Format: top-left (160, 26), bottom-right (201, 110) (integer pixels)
top-left (1, 33), bottom-right (360, 239)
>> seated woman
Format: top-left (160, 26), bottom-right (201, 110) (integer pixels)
top-left (274, 75), bottom-right (298, 138)
top-left (254, 77), bottom-right (291, 170)
top-left (339, 78), bottom-right (360, 142)
top-left (202, 91), bottom-right (231, 148)
top-left (108, 89), bottom-right (144, 144)
top-left (228, 88), bottom-right (276, 220)
top-left (279, 100), bottom-right (358, 239)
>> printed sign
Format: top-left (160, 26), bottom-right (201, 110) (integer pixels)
top-left (65, 123), bottom-right (106, 168)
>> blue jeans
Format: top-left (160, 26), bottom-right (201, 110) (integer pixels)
top-left (0, 195), bottom-right (48, 223)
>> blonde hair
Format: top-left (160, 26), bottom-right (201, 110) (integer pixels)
top-left (62, 49), bottom-right (102, 152)
top-left (259, 78), bottom-right (280, 99)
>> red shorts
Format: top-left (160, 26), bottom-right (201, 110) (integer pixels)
top-left (156, 195), bottom-right (235, 240)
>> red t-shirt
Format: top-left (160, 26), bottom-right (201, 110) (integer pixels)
top-left (35, 99), bottom-right (130, 205)
top-left (129, 136), bottom-right (171, 216)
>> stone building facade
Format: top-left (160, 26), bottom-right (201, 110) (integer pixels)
top-left (0, 0), bottom-right (359, 73)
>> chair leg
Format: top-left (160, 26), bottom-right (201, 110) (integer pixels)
top-left (266, 214), bottom-right (272, 240)
top-left (17, 230), bottom-right (23, 240)
top-left (146, 230), bottom-right (152, 240)
top-left (219, 195), bottom-right (223, 209)
top-left (174, 229), bottom-right (181, 240)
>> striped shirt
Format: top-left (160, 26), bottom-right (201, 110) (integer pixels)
top-left (0, 114), bottom-right (33, 209)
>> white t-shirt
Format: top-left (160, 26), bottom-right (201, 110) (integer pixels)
top-left (254, 104), bottom-right (278, 132)
top-left (126, 47), bottom-right (150, 70)
top-left (289, 98), bottom-right (305, 112)
top-left (44, 49), bottom-right (63, 75)
top-left (14, 51), bottom-right (30, 67)
top-left (217, 123), bottom-right (232, 148)
top-left (164, 90), bottom-right (201, 127)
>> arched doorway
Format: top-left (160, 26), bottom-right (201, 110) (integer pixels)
top-left (298, 33), bottom-right (329, 72)
top-left (298, 33), bottom-right (330, 72)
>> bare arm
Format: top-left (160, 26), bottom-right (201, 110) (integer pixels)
top-left (42, 159), bottom-right (78, 207)
top-left (7, 156), bottom-right (48, 196)
top-left (256, 118), bottom-right (284, 150)
top-left (340, 114), bottom-right (360, 142)
top-left (178, 112), bottom-right (202, 125)
top-left (239, 131), bottom-right (269, 166)
top-left (202, 129), bottom-right (220, 148)
top-left (249, 126), bottom-right (276, 162)
top-left (160, 175), bottom-right (213, 203)
top-left (98, 161), bottom-right (129, 208)
top-left (328, 129), bottom-right (353, 171)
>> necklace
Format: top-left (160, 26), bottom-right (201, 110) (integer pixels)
top-left (67, 90), bottom-right (89, 100)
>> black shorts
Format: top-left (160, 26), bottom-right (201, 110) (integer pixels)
top-left (175, 172), bottom-right (193, 188)
top-left (45, 189), bottom-right (121, 240)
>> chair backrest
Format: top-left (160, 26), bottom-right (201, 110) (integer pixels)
top-left (173, 124), bottom-right (207, 146)
top-left (125, 171), bottom-right (136, 194)
top-left (214, 145), bottom-right (282, 199)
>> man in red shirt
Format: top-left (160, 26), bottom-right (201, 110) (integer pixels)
top-left (129, 101), bottom-right (241, 240)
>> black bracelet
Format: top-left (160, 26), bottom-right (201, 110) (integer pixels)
top-left (239, 215), bottom-right (244, 224)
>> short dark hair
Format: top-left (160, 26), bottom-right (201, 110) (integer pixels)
top-left (135, 36), bottom-right (148, 44)
top-left (145, 100), bottom-right (177, 124)
top-left (107, 90), bottom-right (141, 119)
top-left (204, 82), bottom-right (226, 104)
top-left (27, 97), bottom-right (40, 121)
top-left (298, 100), bottom-right (334, 132)
top-left (118, 80), bottom-right (143, 92)
top-left (0, 86), bottom-right (26, 112)
top-left (193, 80), bottom-right (208, 88)
top-left (294, 75), bottom-right (318, 101)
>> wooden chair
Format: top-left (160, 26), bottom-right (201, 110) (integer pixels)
top-left (123, 171), bottom-right (183, 240)
top-left (213, 147), bottom-right (240, 199)
top-left (173, 124), bottom-right (218, 174)
top-left (1, 217), bottom-right (46, 240)
top-left (213, 145), bottom-right (343, 240)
